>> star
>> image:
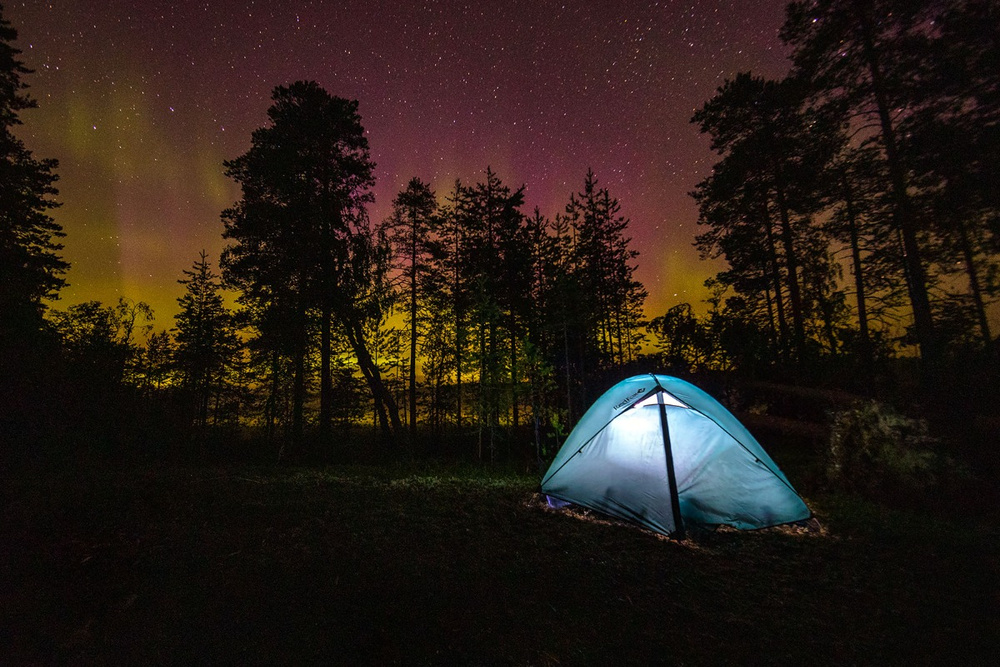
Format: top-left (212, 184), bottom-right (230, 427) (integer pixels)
top-left (9, 0), bottom-right (792, 322)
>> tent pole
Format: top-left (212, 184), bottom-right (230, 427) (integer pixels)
top-left (658, 392), bottom-right (685, 540)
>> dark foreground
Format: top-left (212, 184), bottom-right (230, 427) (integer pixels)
top-left (2, 461), bottom-right (997, 665)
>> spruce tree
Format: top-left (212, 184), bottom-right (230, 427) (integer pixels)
top-left (565, 170), bottom-right (646, 374)
top-left (0, 4), bottom-right (67, 343)
top-left (174, 251), bottom-right (236, 428)
top-left (0, 4), bottom-right (68, 446)
top-left (383, 177), bottom-right (438, 441)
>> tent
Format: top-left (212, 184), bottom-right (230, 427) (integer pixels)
top-left (541, 374), bottom-right (810, 538)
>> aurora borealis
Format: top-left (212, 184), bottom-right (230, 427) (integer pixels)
top-left (8, 0), bottom-right (792, 323)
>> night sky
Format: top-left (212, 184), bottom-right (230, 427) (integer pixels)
top-left (9, 0), bottom-right (792, 323)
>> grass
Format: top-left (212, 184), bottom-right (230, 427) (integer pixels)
top-left (2, 459), bottom-right (997, 665)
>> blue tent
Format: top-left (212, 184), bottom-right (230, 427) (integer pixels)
top-left (541, 374), bottom-right (810, 538)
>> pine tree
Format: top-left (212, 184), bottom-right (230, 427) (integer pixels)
top-left (819, 143), bottom-right (906, 363)
top-left (460, 168), bottom-right (528, 458)
top-left (174, 251), bottom-right (236, 429)
top-left (904, 0), bottom-right (1000, 350)
top-left (0, 5), bottom-right (68, 446)
top-left (432, 180), bottom-right (475, 428)
top-left (692, 74), bottom-right (837, 361)
top-left (383, 177), bottom-right (438, 441)
top-left (565, 170), bottom-right (646, 373)
top-left (222, 81), bottom-right (401, 443)
top-left (0, 5), bottom-right (67, 345)
top-left (781, 0), bottom-right (942, 362)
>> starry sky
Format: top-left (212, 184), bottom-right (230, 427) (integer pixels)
top-left (8, 0), bottom-right (793, 324)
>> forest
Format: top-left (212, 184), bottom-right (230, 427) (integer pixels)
top-left (3, 1), bottom-right (999, 663)
top-left (3, 1), bottom-right (997, 473)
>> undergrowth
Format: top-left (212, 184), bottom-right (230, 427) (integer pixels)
top-left (826, 400), bottom-right (970, 499)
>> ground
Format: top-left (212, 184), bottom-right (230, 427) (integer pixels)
top-left (2, 460), bottom-right (997, 665)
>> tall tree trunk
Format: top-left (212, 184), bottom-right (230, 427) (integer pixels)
top-left (342, 317), bottom-right (402, 436)
top-left (563, 320), bottom-right (573, 423)
top-left (478, 318), bottom-right (487, 461)
top-left (489, 317), bottom-right (498, 455)
top-left (434, 369), bottom-right (442, 434)
top-left (291, 287), bottom-right (308, 449)
top-left (820, 298), bottom-right (839, 355)
top-left (292, 347), bottom-right (305, 450)
top-left (210, 370), bottom-right (221, 426)
top-left (319, 305), bottom-right (332, 438)
top-left (318, 202), bottom-right (337, 439)
top-left (455, 326), bottom-right (463, 428)
top-left (612, 307), bottom-right (621, 367)
top-left (577, 322), bottom-right (589, 411)
top-left (771, 178), bottom-right (807, 358)
top-left (409, 211), bottom-right (418, 441)
top-left (510, 319), bottom-right (519, 429)
top-left (453, 223), bottom-right (463, 429)
top-left (360, 361), bottom-right (390, 435)
top-left (856, 5), bottom-right (938, 363)
top-left (763, 283), bottom-right (776, 342)
top-left (841, 170), bottom-right (872, 363)
top-left (763, 207), bottom-right (791, 357)
top-left (203, 372), bottom-right (213, 427)
top-left (266, 349), bottom-right (279, 444)
top-left (197, 373), bottom-right (209, 429)
top-left (955, 216), bottom-right (993, 348)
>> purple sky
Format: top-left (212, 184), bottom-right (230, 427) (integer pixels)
top-left (9, 0), bottom-right (792, 322)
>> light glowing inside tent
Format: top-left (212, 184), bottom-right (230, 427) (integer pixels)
top-left (632, 391), bottom-right (689, 410)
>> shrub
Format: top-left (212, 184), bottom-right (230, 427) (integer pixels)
top-left (826, 401), bottom-right (943, 497)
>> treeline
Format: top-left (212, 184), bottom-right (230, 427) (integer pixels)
top-left (171, 80), bottom-right (646, 458)
top-left (3, 1), bottom-right (998, 464)
top-left (0, 1), bottom-right (647, 461)
top-left (655, 0), bottom-right (998, 380)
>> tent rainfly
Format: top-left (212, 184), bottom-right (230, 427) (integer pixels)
top-left (541, 374), bottom-right (810, 538)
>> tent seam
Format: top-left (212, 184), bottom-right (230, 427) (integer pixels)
top-left (650, 373), bottom-right (801, 498)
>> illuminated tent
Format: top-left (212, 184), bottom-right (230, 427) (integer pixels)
top-left (541, 374), bottom-right (810, 538)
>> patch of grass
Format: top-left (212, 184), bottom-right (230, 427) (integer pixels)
top-left (2, 461), bottom-right (997, 664)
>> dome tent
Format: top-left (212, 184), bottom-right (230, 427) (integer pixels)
top-left (541, 374), bottom-right (810, 538)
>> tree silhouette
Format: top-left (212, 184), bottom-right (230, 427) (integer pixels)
top-left (222, 81), bottom-right (401, 445)
top-left (430, 180), bottom-right (474, 428)
top-left (174, 251), bottom-right (237, 429)
top-left (49, 298), bottom-right (154, 447)
top-left (0, 5), bottom-right (66, 341)
top-left (431, 169), bottom-right (530, 458)
top-left (693, 74), bottom-right (837, 361)
top-left (818, 142), bottom-right (907, 364)
top-left (383, 177), bottom-right (438, 441)
top-left (648, 303), bottom-right (710, 373)
top-left (562, 170), bottom-right (646, 404)
top-left (405, 168), bottom-right (647, 454)
top-left (903, 0), bottom-right (1000, 350)
top-left (0, 5), bottom-right (68, 444)
top-left (51, 298), bottom-right (154, 388)
top-left (781, 0), bottom-right (942, 363)
top-left (466, 168), bottom-right (528, 455)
